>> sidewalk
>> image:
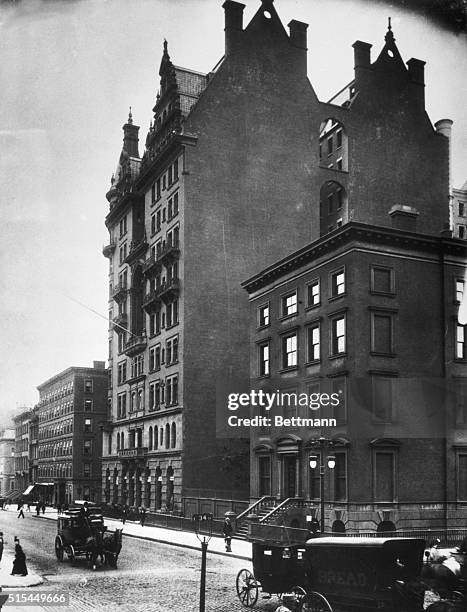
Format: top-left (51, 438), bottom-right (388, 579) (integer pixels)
top-left (10, 506), bottom-right (253, 562)
top-left (0, 550), bottom-right (43, 588)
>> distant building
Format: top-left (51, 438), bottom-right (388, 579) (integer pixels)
top-left (36, 362), bottom-right (108, 505)
top-left (13, 408), bottom-right (34, 495)
top-left (0, 428), bottom-right (15, 496)
top-left (452, 181), bottom-right (467, 239)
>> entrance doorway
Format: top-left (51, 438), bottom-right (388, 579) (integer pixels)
top-left (283, 456), bottom-right (297, 498)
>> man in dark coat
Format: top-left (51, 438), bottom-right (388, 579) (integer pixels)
top-left (223, 517), bottom-right (233, 552)
top-left (11, 542), bottom-right (28, 576)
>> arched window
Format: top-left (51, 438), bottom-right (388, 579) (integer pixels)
top-left (160, 427), bottom-right (163, 447)
top-left (154, 426), bottom-right (158, 450)
top-left (121, 432), bottom-right (125, 449)
top-left (117, 433), bottom-right (120, 450)
top-left (108, 433), bottom-right (112, 455)
top-left (165, 423), bottom-right (170, 449)
top-left (171, 423), bottom-right (176, 448)
top-left (148, 426), bottom-right (153, 451)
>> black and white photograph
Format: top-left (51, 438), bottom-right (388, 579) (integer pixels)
top-left (0, 0), bottom-right (466, 610)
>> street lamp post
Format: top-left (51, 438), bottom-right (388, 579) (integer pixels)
top-left (309, 437), bottom-right (336, 534)
top-left (193, 513), bottom-right (213, 612)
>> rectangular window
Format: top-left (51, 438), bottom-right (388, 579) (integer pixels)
top-left (374, 451), bottom-right (395, 502)
top-left (117, 393), bottom-right (127, 419)
top-left (336, 129), bottom-right (343, 149)
top-left (456, 324), bottom-right (466, 359)
top-left (371, 312), bottom-right (394, 354)
top-left (282, 332), bottom-right (298, 368)
top-left (151, 213), bottom-right (156, 235)
top-left (334, 452), bottom-right (347, 501)
top-left (336, 158), bottom-right (343, 171)
top-left (307, 323), bottom-right (320, 362)
top-left (166, 336), bottom-right (179, 365)
top-left (456, 279), bottom-right (465, 303)
top-left (458, 225), bottom-right (466, 239)
top-left (156, 179), bottom-right (161, 199)
top-left (331, 269), bottom-right (345, 297)
top-left (173, 192), bottom-right (179, 216)
top-left (84, 399), bottom-right (92, 412)
top-left (117, 361), bottom-right (127, 384)
top-left (372, 376), bottom-right (394, 422)
top-left (258, 304), bottom-right (270, 327)
top-left (84, 380), bottom-right (93, 393)
top-left (327, 136), bottom-right (333, 155)
top-left (151, 183), bottom-right (156, 203)
top-left (83, 440), bottom-right (92, 456)
top-left (259, 342), bottom-right (270, 376)
top-left (458, 453), bottom-right (467, 500)
top-left (282, 291), bottom-right (298, 316)
top-left (166, 375), bottom-right (179, 406)
top-left (173, 159), bottom-right (179, 181)
top-left (258, 456), bottom-right (271, 496)
top-left (371, 266), bottom-right (394, 294)
top-left (149, 382), bottom-right (156, 411)
top-left (83, 463), bottom-right (91, 478)
top-left (459, 202), bottom-right (465, 217)
top-left (307, 279), bottom-right (320, 307)
top-left (330, 314), bottom-right (346, 356)
top-left (84, 418), bottom-right (92, 433)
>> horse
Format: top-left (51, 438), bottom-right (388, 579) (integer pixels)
top-left (102, 528), bottom-right (123, 568)
top-left (422, 543), bottom-right (465, 611)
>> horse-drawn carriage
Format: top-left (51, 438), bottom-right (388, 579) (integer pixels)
top-left (54, 505), bottom-right (122, 569)
top-left (236, 535), bottom-right (465, 611)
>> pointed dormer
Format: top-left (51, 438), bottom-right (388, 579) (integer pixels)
top-left (373, 18), bottom-right (406, 73)
top-left (223, 0), bottom-right (308, 76)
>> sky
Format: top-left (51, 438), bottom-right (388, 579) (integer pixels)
top-left (0, 0), bottom-right (466, 422)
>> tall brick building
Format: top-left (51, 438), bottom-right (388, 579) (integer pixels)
top-left (240, 8), bottom-right (466, 531)
top-left (36, 362), bottom-right (107, 505)
top-left (101, 0), bottom-right (462, 517)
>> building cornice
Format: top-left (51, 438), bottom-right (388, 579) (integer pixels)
top-left (242, 222), bottom-right (467, 294)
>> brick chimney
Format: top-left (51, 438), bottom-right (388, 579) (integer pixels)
top-left (222, 1), bottom-right (245, 55)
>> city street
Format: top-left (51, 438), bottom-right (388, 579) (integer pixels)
top-left (0, 510), bottom-right (277, 612)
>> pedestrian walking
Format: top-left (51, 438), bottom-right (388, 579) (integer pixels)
top-left (56, 503), bottom-right (62, 514)
top-left (139, 506), bottom-right (146, 527)
top-left (222, 516), bottom-right (233, 552)
top-left (17, 503), bottom-right (25, 519)
top-left (41, 503), bottom-right (46, 514)
top-left (0, 532), bottom-right (4, 563)
top-left (121, 505), bottom-right (128, 525)
top-left (35, 503), bottom-right (40, 516)
top-left (27, 503), bottom-right (31, 512)
top-left (11, 541), bottom-right (28, 576)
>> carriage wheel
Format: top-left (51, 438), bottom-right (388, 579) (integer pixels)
top-left (290, 586), bottom-right (307, 607)
top-left (300, 591), bottom-right (333, 612)
top-left (236, 569), bottom-right (259, 608)
top-left (67, 545), bottom-right (75, 562)
top-left (54, 537), bottom-right (64, 561)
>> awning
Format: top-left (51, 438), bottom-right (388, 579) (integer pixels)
top-left (23, 485), bottom-right (35, 495)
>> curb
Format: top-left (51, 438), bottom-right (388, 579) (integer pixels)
top-left (0, 554), bottom-right (43, 588)
top-left (34, 514), bottom-right (252, 562)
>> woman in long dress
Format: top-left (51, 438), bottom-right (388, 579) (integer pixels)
top-left (11, 543), bottom-right (28, 576)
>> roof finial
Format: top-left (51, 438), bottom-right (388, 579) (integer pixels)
top-left (163, 39), bottom-right (168, 55)
top-left (385, 16), bottom-right (395, 43)
top-left (128, 106), bottom-right (133, 125)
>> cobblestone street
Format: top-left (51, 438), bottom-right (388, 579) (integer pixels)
top-left (0, 510), bottom-right (281, 611)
